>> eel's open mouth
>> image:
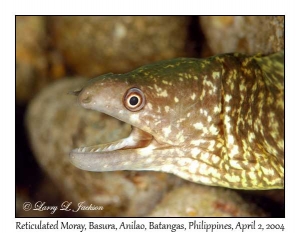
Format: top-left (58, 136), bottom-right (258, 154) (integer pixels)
top-left (69, 126), bottom-right (166, 172)
top-left (71, 127), bottom-right (154, 154)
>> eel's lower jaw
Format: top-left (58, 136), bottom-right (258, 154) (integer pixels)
top-left (69, 127), bottom-right (168, 172)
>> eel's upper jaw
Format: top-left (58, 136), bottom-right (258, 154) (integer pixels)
top-left (69, 127), bottom-right (163, 172)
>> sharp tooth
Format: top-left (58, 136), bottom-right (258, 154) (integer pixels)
top-left (96, 148), bottom-right (102, 152)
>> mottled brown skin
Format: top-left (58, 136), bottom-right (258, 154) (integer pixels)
top-left (70, 52), bottom-right (284, 190)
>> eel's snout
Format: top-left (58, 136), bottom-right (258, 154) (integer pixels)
top-left (79, 92), bottom-right (92, 105)
top-left (76, 85), bottom-right (97, 109)
top-left (69, 86), bottom-right (92, 106)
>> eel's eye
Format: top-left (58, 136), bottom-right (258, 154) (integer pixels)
top-left (123, 87), bottom-right (146, 111)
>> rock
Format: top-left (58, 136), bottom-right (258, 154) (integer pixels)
top-left (26, 78), bottom-right (181, 217)
top-left (16, 16), bottom-right (67, 104)
top-left (148, 183), bottom-right (268, 217)
top-left (48, 16), bottom-right (190, 77)
top-left (16, 16), bottom-right (49, 104)
top-left (200, 16), bottom-right (284, 54)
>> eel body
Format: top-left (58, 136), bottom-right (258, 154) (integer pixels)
top-left (70, 52), bottom-right (284, 190)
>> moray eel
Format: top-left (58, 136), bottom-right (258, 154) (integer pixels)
top-left (70, 52), bottom-right (284, 190)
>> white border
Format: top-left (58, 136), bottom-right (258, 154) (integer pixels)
top-left (1, 0), bottom-right (299, 232)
